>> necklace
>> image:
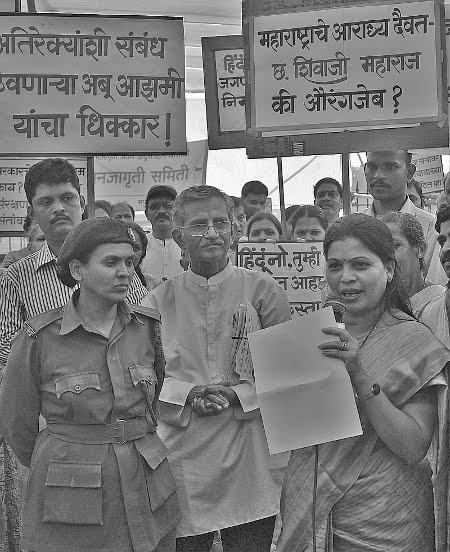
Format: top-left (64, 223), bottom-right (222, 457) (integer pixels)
top-left (353, 313), bottom-right (383, 350)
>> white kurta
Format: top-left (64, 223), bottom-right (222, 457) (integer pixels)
top-left (142, 263), bottom-right (291, 537)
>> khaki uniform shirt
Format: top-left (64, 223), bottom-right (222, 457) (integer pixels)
top-left (0, 295), bottom-right (180, 552)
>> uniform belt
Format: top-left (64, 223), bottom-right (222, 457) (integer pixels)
top-left (47, 418), bottom-right (151, 444)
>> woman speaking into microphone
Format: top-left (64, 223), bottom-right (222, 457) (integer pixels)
top-left (278, 214), bottom-right (450, 552)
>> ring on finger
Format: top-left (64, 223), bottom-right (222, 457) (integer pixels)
top-left (341, 341), bottom-right (347, 351)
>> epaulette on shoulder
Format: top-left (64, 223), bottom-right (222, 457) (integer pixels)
top-left (23, 307), bottom-right (64, 338)
top-left (131, 305), bottom-right (161, 323)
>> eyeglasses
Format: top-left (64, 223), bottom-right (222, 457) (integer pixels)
top-left (316, 190), bottom-right (340, 199)
top-left (180, 221), bottom-right (232, 236)
top-left (147, 202), bottom-right (174, 211)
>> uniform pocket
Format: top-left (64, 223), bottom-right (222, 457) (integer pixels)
top-left (136, 434), bottom-right (176, 512)
top-left (55, 372), bottom-right (101, 398)
top-left (43, 460), bottom-right (102, 525)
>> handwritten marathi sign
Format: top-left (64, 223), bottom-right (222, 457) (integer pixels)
top-left (0, 158), bottom-right (87, 232)
top-left (202, 35), bottom-right (247, 149)
top-left (0, 15), bottom-right (186, 155)
top-left (411, 152), bottom-right (443, 193)
top-left (248, 1), bottom-right (443, 134)
top-left (94, 140), bottom-right (207, 210)
top-left (237, 241), bottom-right (324, 317)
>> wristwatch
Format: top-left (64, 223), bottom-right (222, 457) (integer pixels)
top-left (356, 383), bottom-right (381, 403)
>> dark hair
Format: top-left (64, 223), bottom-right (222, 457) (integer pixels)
top-left (323, 213), bottom-right (414, 317)
top-left (366, 150), bottom-right (413, 165)
top-left (230, 195), bottom-right (244, 208)
top-left (246, 212), bottom-right (282, 238)
top-left (380, 211), bottom-right (426, 271)
top-left (125, 221), bottom-right (148, 264)
top-left (290, 205), bottom-right (328, 235)
top-left (23, 213), bottom-right (34, 233)
top-left (407, 179), bottom-right (424, 207)
top-left (313, 178), bottom-right (343, 199)
top-left (111, 202), bottom-right (135, 220)
top-left (285, 205), bottom-right (300, 222)
top-left (94, 200), bottom-right (112, 216)
top-left (436, 204), bottom-right (450, 233)
top-left (241, 180), bottom-right (268, 198)
top-left (24, 158), bottom-right (80, 204)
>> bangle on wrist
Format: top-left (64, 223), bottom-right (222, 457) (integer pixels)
top-left (355, 383), bottom-right (381, 403)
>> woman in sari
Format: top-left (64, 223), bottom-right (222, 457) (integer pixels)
top-left (290, 205), bottom-right (328, 242)
top-left (278, 213), bottom-right (449, 552)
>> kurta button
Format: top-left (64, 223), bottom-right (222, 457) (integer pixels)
top-left (208, 320), bottom-right (213, 325)
top-left (74, 384), bottom-right (81, 391)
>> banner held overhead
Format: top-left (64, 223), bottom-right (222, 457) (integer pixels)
top-left (0, 14), bottom-right (186, 155)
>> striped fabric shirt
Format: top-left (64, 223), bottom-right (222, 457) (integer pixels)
top-left (0, 241), bottom-right (149, 365)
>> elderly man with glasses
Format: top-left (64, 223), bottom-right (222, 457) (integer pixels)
top-left (142, 185), bottom-right (291, 552)
top-left (140, 184), bottom-right (183, 280)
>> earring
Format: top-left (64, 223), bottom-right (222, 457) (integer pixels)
top-left (387, 274), bottom-right (393, 282)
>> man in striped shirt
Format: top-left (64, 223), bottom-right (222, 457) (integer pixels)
top-left (0, 158), bottom-right (148, 365)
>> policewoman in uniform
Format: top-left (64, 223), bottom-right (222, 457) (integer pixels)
top-left (0, 217), bottom-right (181, 552)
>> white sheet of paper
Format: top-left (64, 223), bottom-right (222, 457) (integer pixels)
top-left (248, 307), bottom-right (362, 454)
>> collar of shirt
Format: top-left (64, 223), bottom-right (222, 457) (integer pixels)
top-left (59, 289), bottom-right (135, 335)
top-left (148, 234), bottom-right (174, 248)
top-left (368, 196), bottom-right (410, 217)
top-left (186, 260), bottom-right (233, 287)
top-left (34, 241), bottom-right (58, 272)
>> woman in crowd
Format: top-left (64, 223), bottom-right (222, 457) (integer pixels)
top-left (1, 216), bottom-right (46, 269)
top-left (380, 211), bottom-right (445, 310)
top-left (247, 212), bottom-right (282, 242)
top-left (290, 205), bottom-right (328, 242)
top-left (126, 221), bottom-right (161, 291)
top-left (94, 200), bottom-right (112, 218)
top-left (0, 217), bottom-right (180, 552)
top-left (111, 201), bottom-right (135, 222)
top-left (278, 214), bottom-right (449, 552)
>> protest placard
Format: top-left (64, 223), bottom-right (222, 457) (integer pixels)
top-left (94, 140), bottom-right (208, 210)
top-left (236, 241), bottom-right (324, 317)
top-left (0, 14), bottom-right (186, 155)
top-left (411, 152), bottom-right (444, 193)
top-left (0, 157), bottom-right (87, 233)
top-left (243, 0), bottom-right (448, 157)
top-left (202, 35), bottom-right (247, 149)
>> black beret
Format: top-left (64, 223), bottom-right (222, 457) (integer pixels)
top-left (57, 218), bottom-right (135, 288)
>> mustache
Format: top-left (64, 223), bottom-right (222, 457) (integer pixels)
top-left (51, 215), bottom-right (70, 223)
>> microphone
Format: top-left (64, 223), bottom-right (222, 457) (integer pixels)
top-left (323, 296), bottom-right (346, 327)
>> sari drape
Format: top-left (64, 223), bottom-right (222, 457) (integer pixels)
top-left (278, 310), bottom-right (450, 552)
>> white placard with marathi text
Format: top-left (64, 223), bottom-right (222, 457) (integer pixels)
top-left (411, 152), bottom-right (443, 193)
top-left (251, 1), bottom-right (442, 133)
top-left (0, 158), bottom-right (87, 232)
top-left (237, 241), bottom-right (324, 317)
top-left (216, 48), bottom-right (246, 132)
top-left (0, 15), bottom-right (186, 155)
top-left (94, 140), bottom-right (208, 211)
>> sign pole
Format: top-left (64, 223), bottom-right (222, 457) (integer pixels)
top-left (86, 156), bottom-right (95, 219)
top-left (342, 153), bottom-right (351, 216)
top-left (277, 156), bottom-right (287, 237)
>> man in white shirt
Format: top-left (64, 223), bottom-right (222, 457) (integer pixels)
top-left (364, 150), bottom-right (446, 283)
top-left (142, 185), bottom-right (291, 552)
top-left (140, 184), bottom-right (183, 280)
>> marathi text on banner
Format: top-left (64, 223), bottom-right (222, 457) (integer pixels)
top-left (0, 15), bottom-right (186, 154)
top-left (250, 1), bottom-right (442, 133)
top-left (236, 241), bottom-right (324, 317)
top-left (94, 140), bottom-right (208, 210)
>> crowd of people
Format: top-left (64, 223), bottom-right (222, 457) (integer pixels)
top-left (0, 150), bottom-right (449, 552)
